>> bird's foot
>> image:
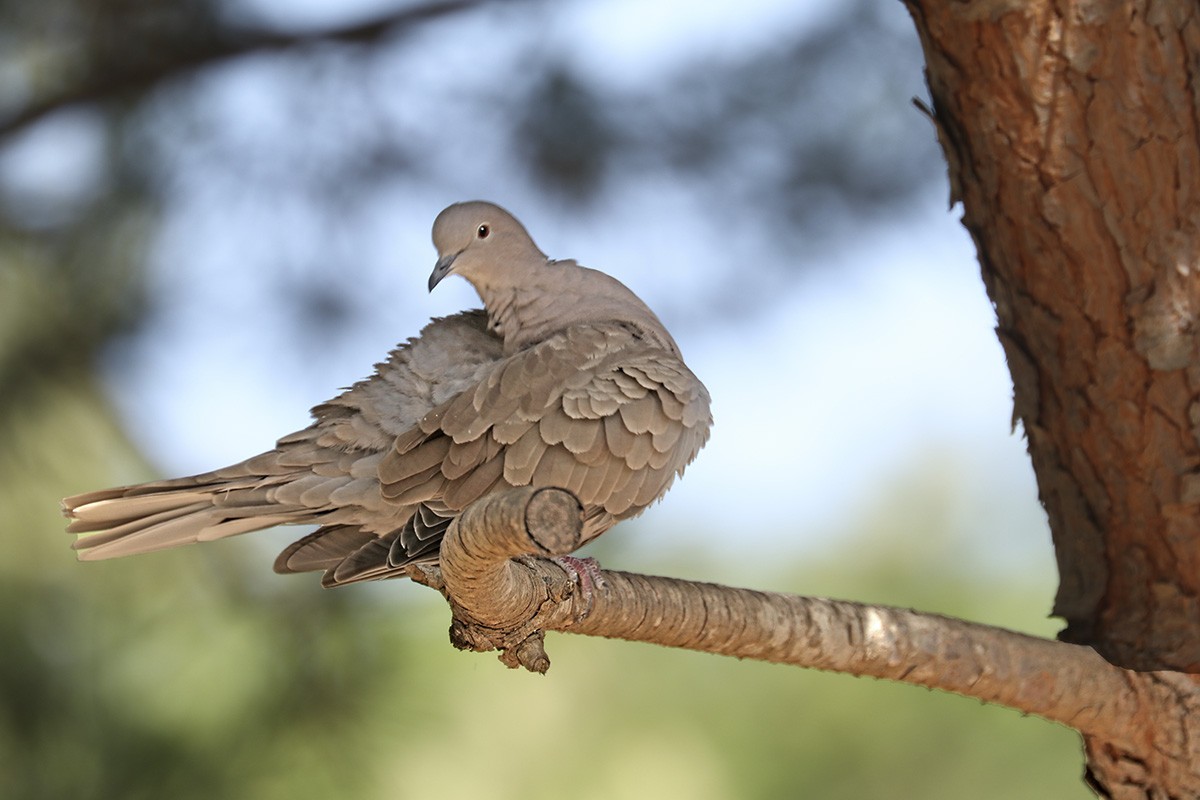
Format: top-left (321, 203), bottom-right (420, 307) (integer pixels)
top-left (551, 555), bottom-right (606, 618)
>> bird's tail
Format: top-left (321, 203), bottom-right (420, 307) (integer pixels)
top-left (63, 473), bottom-right (309, 561)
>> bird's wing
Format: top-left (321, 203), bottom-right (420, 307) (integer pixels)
top-left (317, 321), bottom-right (711, 586)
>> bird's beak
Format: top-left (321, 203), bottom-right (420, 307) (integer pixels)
top-left (428, 253), bottom-right (457, 292)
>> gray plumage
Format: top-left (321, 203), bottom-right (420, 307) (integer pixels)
top-left (63, 201), bottom-right (712, 587)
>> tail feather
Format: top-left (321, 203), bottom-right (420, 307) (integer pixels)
top-left (64, 489), bottom-right (213, 533)
top-left (273, 525), bottom-right (378, 574)
top-left (324, 534), bottom-right (401, 587)
top-left (73, 508), bottom-right (298, 561)
top-left (62, 427), bottom-right (401, 576)
top-left (68, 500), bottom-right (211, 546)
top-left (63, 477), bottom-right (312, 561)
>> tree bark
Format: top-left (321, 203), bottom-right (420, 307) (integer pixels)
top-left (902, 0), bottom-right (1200, 794)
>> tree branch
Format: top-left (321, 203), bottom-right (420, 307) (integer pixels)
top-left (415, 486), bottom-right (1148, 749)
top-left (0, 0), bottom-right (491, 139)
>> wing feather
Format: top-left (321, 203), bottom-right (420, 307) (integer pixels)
top-left (335, 321), bottom-right (711, 583)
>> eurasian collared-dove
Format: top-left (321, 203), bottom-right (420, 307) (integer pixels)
top-left (63, 201), bottom-right (712, 587)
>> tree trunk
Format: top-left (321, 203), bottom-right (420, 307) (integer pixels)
top-left (903, 0), bottom-right (1200, 794)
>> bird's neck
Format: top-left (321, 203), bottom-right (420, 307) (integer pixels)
top-left (475, 260), bottom-right (680, 356)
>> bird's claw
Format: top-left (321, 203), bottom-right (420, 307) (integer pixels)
top-left (551, 555), bottom-right (606, 618)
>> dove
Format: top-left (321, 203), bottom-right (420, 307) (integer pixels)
top-left (63, 201), bottom-right (712, 587)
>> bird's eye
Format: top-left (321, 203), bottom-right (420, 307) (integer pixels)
top-left (477, 224), bottom-right (490, 239)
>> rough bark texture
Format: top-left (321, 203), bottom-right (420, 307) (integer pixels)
top-left (903, 0), bottom-right (1200, 795)
top-left (904, 0), bottom-right (1200, 672)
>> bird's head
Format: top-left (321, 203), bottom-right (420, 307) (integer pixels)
top-left (428, 201), bottom-right (546, 293)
